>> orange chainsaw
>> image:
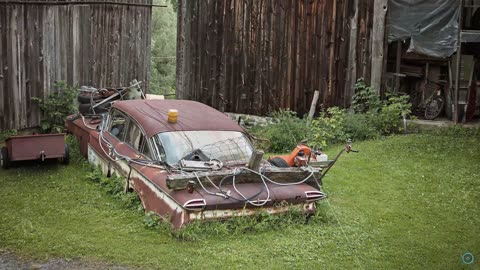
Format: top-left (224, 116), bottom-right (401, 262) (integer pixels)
top-left (268, 139), bottom-right (357, 168)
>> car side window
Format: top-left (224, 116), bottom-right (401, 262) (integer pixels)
top-left (124, 120), bottom-right (153, 159)
top-left (109, 110), bottom-right (127, 140)
top-left (125, 121), bottom-right (143, 151)
top-left (141, 139), bottom-right (152, 159)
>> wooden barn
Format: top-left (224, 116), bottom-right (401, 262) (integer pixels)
top-left (176, 0), bottom-right (383, 115)
top-left (176, 0), bottom-right (479, 124)
top-left (0, 0), bottom-right (154, 131)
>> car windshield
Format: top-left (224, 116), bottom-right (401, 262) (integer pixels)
top-left (154, 131), bottom-right (254, 165)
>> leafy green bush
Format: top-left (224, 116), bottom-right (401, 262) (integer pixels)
top-left (343, 112), bottom-right (380, 141)
top-left (0, 129), bottom-right (17, 142)
top-left (31, 81), bottom-right (77, 133)
top-left (351, 78), bottom-right (382, 113)
top-left (250, 81), bottom-right (412, 150)
top-left (310, 107), bottom-right (348, 148)
top-left (368, 94), bottom-right (411, 135)
top-left (251, 109), bottom-right (309, 153)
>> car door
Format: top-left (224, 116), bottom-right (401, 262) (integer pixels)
top-left (123, 119), bottom-right (152, 160)
top-left (97, 109), bottom-right (140, 176)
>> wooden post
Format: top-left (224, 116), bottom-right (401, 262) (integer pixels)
top-left (248, 151), bottom-right (264, 172)
top-left (394, 40), bottom-right (402, 93)
top-left (308, 90), bottom-right (320, 118)
top-left (454, 0), bottom-right (463, 124)
top-left (346, 0), bottom-right (359, 107)
top-left (371, 0), bottom-right (388, 94)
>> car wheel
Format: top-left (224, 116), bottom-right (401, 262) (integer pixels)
top-left (1, 147), bottom-right (10, 169)
top-left (61, 144), bottom-right (70, 165)
top-left (268, 157), bottom-right (289, 167)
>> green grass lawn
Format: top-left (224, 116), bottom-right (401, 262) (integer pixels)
top-left (0, 133), bottom-right (479, 269)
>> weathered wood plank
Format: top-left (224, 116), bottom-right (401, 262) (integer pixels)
top-left (0, 1), bottom-right (152, 131)
top-left (176, 0), bottom-right (376, 117)
top-left (167, 166), bottom-right (321, 191)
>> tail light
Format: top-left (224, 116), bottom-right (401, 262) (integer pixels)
top-left (305, 191), bottom-right (326, 202)
top-left (183, 199), bottom-right (206, 211)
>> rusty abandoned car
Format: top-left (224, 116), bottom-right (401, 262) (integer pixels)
top-left (67, 99), bottom-right (354, 228)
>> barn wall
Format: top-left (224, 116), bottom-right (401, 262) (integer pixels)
top-left (176, 0), bottom-right (375, 116)
top-left (0, 0), bottom-right (152, 131)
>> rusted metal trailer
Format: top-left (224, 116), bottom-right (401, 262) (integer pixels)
top-left (1, 134), bottom-right (69, 169)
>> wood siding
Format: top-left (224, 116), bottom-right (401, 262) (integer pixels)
top-left (0, 0), bottom-right (152, 131)
top-left (176, 0), bottom-right (375, 116)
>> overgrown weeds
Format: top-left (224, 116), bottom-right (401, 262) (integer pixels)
top-left (250, 79), bottom-right (412, 151)
top-left (85, 166), bottom-right (142, 211)
top-left (250, 109), bottom-right (310, 153)
top-left (172, 202), bottom-right (335, 241)
top-left (0, 129), bottom-right (17, 142)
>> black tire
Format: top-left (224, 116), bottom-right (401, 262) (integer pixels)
top-left (1, 147), bottom-right (10, 169)
top-left (77, 94), bottom-right (103, 104)
top-left (62, 144), bottom-right (70, 165)
top-left (78, 92), bottom-right (121, 104)
top-left (268, 157), bottom-right (289, 167)
top-left (78, 103), bottom-right (110, 115)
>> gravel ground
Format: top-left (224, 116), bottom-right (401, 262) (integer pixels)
top-left (0, 251), bottom-right (133, 270)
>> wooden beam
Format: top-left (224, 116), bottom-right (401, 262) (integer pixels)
top-left (0, 1), bottom-right (166, 8)
top-left (371, 0), bottom-right (388, 94)
top-left (454, 0), bottom-right (464, 124)
top-left (308, 90), bottom-right (320, 118)
top-left (394, 40), bottom-right (402, 92)
top-left (247, 151), bottom-right (264, 172)
top-left (167, 167), bottom-right (321, 191)
top-left (345, 0), bottom-right (358, 107)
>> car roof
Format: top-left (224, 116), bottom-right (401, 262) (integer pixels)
top-left (112, 99), bottom-right (244, 138)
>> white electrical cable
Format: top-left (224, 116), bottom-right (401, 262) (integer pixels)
top-left (81, 115), bottom-right (99, 130)
top-left (193, 172), bottom-right (229, 199)
top-left (232, 167), bottom-right (271, 207)
top-left (192, 165), bottom-right (316, 207)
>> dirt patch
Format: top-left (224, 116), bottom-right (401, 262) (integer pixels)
top-left (0, 251), bottom-right (133, 270)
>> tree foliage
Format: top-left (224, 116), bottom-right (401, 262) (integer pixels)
top-left (150, 0), bottom-right (177, 96)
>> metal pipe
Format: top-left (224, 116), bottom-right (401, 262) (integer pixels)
top-left (0, 1), bottom-right (167, 7)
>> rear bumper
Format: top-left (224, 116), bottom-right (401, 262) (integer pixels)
top-left (188, 201), bottom-right (317, 222)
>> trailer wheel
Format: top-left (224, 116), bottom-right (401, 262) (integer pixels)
top-left (61, 144), bottom-right (70, 165)
top-left (268, 157), bottom-right (289, 167)
top-left (1, 147), bottom-right (10, 169)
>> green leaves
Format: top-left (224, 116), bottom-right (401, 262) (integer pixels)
top-left (31, 81), bottom-right (77, 133)
top-left (251, 109), bottom-right (310, 153)
top-left (311, 107), bottom-right (348, 149)
top-left (352, 78), bottom-right (381, 113)
top-left (150, 1), bottom-right (177, 96)
top-left (0, 129), bottom-right (17, 142)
